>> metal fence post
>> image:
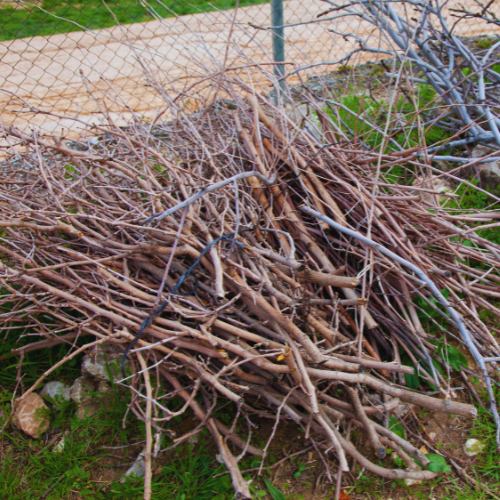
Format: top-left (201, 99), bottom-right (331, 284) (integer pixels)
top-left (271, 0), bottom-right (284, 92)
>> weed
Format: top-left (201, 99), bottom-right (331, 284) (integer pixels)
top-left (369, 63), bottom-right (385, 78)
top-left (292, 460), bottom-right (307, 479)
top-left (263, 477), bottom-right (286, 500)
top-left (475, 38), bottom-right (494, 50)
top-left (338, 64), bottom-right (352, 73)
top-left (324, 84), bottom-right (451, 154)
top-left (349, 473), bottom-right (383, 497)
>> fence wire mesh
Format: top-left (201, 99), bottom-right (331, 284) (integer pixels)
top-left (0, 0), bottom-right (499, 139)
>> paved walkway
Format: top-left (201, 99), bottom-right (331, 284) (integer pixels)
top-left (0, 0), bottom-right (498, 137)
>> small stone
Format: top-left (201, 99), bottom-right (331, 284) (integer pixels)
top-left (81, 351), bottom-right (124, 383)
top-left (413, 175), bottom-right (453, 205)
top-left (404, 478), bottom-right (422, 487)
top-left (471, 144), bottom-right (500, 192)
top-left (70, 377), bottom-right (92, 404)
top-left (284, 102), bottom-right (324, 141)
top-left (70, 378), bottom-right (98, 419)
top-left (75, 402), bottom-right (99, 419)
top-left (394, 403), bottom-right (414, 418)
top-left (464, 438), bottom-right (486, 457)
top-left (188, 433), bottom-right (199, 445)
top-left (97, 380), bottom-right (114, 395)
top-left (120, 450), bottom-right (146, 482)
top-left (40, 381), bottom-right (71, 406)
top-left (13, 393), bottom-right (50, 439)
top-left (53, 435), bottom-right (65, 453)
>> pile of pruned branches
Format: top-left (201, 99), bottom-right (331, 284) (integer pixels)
top-left (2, 5), bottom-right (500, 495)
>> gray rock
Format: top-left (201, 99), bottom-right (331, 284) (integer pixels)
top-left (284, 102), bottom-right (324, 141)
top-left (75, 402), bottom-right (100, 419)
top-left (97, 380), bottom-right (114, 395)
top-left (471, 144), bottom-right (500, 192)
top-left (70, 377), bottom-right (92, 404)
top-left (120, 450), bottom-right (146, 482)
top-left (81, 350), bottom-right (125, 383)
top-left (40, 381), bottom-right (71, 406)
top-left (414, 175), bottom-right (453, 205)
top-left (53, 434), bottom-right (65, 453)
top-left (70, 377), bottom-right (101, 419)
top-left (404, 478), bottom-right (422, 487)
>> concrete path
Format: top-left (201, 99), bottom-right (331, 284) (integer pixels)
top-left (0, 0), bottom-right (498, 137)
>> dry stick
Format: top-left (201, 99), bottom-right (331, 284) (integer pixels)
top-left (304, 368), bottom-right (475, 418)
top-left (155, 207), bottom-right (188, 306)
top-left (136, 352), bottom-right (153, 500)
top-left (246, 135), bottom-right (377, 331)
top-left (163, 371), bottom-right (252, 499)
top-left (295, 268), bottom-right (358, 288)
top-left (331, 353), bottom-right (413, 374)
top-left (0, 332), bottom-right (86, 359)
top-left (318, 391), bottom-right (401, 416)
top-left (196, 218), bottom-right (226, 299)
top-left (300, 207), bottom-right (488, 423)
top-left (235, 126), bottom-right (292, 255)
top-left (345, 385), bottom-right (385, 459)
top-left (248, 94), bottom-right (344, 226)
top-left (335, 429), bottom-right (438, 481)
top-left (379, 436), bottom-right (418, 470)
top-left (307, 314), bottom-right (386, 372)
top-left (282, 330), bottom-right (319, 414)
top-left (316, 409), bottom-right (350, 472)
top-left (143, 171), bottom-right (276, 223)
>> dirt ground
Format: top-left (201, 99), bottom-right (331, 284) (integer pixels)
top-left (1, 0), bottom-right (499, 140)
top-left (81, 403), bottom-right (478, 500)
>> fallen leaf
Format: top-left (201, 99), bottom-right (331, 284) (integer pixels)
top-left (339, 491), bottom-right (350, 500)
top-left (420, 445), bottom-right (429, 454)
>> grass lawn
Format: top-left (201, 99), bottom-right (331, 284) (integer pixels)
top-left (0, 0), bottom-right (269, 42)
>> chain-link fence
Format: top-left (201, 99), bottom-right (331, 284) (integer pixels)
top-left (1, 0), bottom-right (499, 138)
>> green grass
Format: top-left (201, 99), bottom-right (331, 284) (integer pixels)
top-left (325, 83), bottom-right (452, 154)
top-left (0, 0), bottom-right (269, 42)
top-left (443, 178), bottom-right (500, 246)
top-left (0, 384), bottom-right (294, 499)
top-left (469, 382), bottom-right (500, 485)
top-left (0, 385), bottom-right (235, 499)
top-left (0, 298), bottom-right (293, 500)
